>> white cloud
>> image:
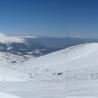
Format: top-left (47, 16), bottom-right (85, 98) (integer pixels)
top-left (0, 33), bottom-right (25, 43)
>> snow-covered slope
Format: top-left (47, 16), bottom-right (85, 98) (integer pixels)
top-left (0, 63), bottom-right (26, 82)
top-left (1, 43), bottom-right (98, 81)
top-left (0, 52), bottom-right (29, 81)
top-left (23, 43), bottom-right (98, 78)
top-left (0, 43), bottom-right (98, 97)
top-left (0, 92), bottom-right (22, 98)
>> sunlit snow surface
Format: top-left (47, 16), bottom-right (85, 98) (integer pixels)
top-left (0, 92), bottom-right (21, 98)
top-left (0, 43), bottom-right (98, 98)
top-left (66, 96), bottom-right (97, 98)
top-left (0, 80), bottom-right (98, 98)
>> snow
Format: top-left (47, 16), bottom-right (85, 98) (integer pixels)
top-left (23, 43), bottom-right (98, 74)
top-left (0, 80), bottom-right (98, 98)
top-left (0, 65), bottom-right (26, 81)
top-left (0, 43), bottom-right (98, 81)
top-left (66, 96), bottom-right (97, 98)
top-left (9, 42), bottom-right (98, 83)
top-left (0, 92), bottom-right (21, 98)
top-left (0, 43), bottom-right (98, 98)
top-left (0, 52), bottom-right (29, 82)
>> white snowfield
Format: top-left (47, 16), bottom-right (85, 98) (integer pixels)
top-left (0, 67), bottom-right (25, 81)
top-left (0, 52), bottom-right (30, 82)
top-left (24, 43), bottom-right (98, 74)
top-left (66, 96), bottom-right (98, 98)
top-left (0, 43), bottom-right (98, 98)
top-left (0, 43), bottom-right (98, 81)
top-left (0, 55), bottom-right (26, 82)
top-left (0, 92), bottom-right (21, 98)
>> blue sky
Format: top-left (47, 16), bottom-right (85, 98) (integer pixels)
top-left (0, 0), bottom-right (98, 38)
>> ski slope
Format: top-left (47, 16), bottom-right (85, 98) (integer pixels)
top-left (0, 43), bottom-right (98, 81)
top-left (0, 43), bottom-right (98, 98)
top-left (23, 43), bottom-right (98, 78)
